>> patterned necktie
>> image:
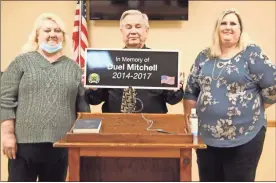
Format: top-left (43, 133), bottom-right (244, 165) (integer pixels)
top-left (121, 86), bottom-right (137, 113)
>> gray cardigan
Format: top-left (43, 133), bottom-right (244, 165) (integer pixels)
top-left (1, 51), bottom-right (91, 143)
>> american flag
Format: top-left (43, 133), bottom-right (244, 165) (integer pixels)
top-left (72, 0), bottom-right (88, 68)
top-left (161, 75), bottom-right (175, 85)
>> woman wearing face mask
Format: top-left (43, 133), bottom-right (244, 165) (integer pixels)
top-left (183, 9), bottom-right (276, 181)
top-left (1, 13), bottom-right (90, 181)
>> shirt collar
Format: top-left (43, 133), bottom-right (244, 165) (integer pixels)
top-left (123, 44), bottom-right (148, 49)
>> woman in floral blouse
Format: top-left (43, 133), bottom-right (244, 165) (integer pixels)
top-left (183, 9), bottom-right (276, 181)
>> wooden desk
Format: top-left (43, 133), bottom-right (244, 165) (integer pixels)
top-left (54, 113), bottom-right (206, 182)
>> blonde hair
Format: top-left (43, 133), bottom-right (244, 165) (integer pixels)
top-left (21, 13), bottom-right (69, 54)
top-left (209, 8), bottom-right (252, 58)
top-left (120, 10), bottom-right (150, 29)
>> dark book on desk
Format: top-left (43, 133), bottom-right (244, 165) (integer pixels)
top-left (72, 119), bottom-right (102, 133)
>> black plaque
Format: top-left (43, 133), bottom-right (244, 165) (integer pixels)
top-left (84, 49), bottom-right (180, 90)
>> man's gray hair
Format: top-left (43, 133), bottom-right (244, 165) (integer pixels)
top-left (120, 10), bottom-right (149, 29)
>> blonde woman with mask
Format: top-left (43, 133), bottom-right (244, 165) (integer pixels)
top-left (1, 13), bottom-right (90, 181)
top-left (184, 9), bottom-right (276, 181)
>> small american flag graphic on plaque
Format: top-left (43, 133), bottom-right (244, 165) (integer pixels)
top-left (161, 75), bottom-right (175, 85)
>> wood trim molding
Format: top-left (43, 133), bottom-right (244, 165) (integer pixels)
top-left (268, 120), bottom-right (276, 128)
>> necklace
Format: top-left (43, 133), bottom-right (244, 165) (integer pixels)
top-left (212, 59), bottom-right (228, 80)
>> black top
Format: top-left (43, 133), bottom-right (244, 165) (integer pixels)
top-left (85, 45), bottom-right (183, 113)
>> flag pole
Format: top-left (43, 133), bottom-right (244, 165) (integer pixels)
top-left (78, 0), bottom-right (82, 68)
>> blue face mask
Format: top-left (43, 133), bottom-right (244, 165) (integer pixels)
top-left (39, 42), bottom-right (62, 53)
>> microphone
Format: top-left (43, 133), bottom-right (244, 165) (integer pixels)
top-left (120, 86), bottom-right (172, 134)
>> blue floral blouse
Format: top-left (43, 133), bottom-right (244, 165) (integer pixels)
top-left (184, 44), bottom-right (276, 147)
